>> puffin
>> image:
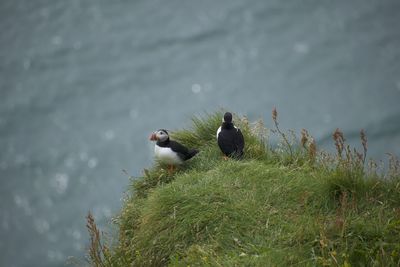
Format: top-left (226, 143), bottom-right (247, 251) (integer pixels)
top-left (149, 129), bottom-right (199, 172)
top-left (216, 112), bottom-right (245, 159)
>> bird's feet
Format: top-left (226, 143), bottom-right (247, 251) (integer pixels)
top-left (168, 165), bottom-right (175, 175)
top-left (222, 155), bottom-right (229, 161)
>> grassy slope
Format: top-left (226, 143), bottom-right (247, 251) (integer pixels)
top-left (88, 112), bottom-right (400, 267)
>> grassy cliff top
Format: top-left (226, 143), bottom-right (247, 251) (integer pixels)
top-left (87, 111), bottom-right (400, 266)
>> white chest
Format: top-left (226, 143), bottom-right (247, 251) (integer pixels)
top-left (154, 145), bottom-right (183, 165)
top-left (216, 126), bottom-right (221, 139)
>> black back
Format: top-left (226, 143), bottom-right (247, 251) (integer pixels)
top-left (217, 123), bottom-right (245, 158)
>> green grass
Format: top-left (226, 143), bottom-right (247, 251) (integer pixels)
top-left (86, 111), bottom-right (400, 267)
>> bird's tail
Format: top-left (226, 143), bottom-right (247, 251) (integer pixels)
top-left (186, 149), bottom-right (199, 160)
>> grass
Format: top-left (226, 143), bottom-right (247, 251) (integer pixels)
top-left (86, 110), bottom-right (400, 267)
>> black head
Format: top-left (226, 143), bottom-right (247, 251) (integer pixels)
top-left (223, 112), bottom-right (233, 123)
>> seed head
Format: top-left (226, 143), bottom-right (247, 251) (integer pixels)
top-left (272, 107), bottom-right (278, 122)
top-left (301, 129), bottom-right (308, 148)
top-left (309, 138), bottom-right (317, 160)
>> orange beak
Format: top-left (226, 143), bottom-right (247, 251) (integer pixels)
top-left (149, 133), bottom-right (157, 141)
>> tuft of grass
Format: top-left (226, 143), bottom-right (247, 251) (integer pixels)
top-left (171, 112), bottom-right (223, 149)
top-left (86, 212), bottom-right (113, 267)
top-left (86, 110), bottom-right (400, 267)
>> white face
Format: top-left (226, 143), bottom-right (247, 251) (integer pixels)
top-left (155, 130), bottom-right (169, 142)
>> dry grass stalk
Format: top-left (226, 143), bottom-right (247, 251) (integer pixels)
top-left (332, 128), bottom-right (345, 159)
top-left (387, 153), bottom-right (400, 179)
top-left (309, 138), bottom-right (317, 162)
top-left (360, 129), bottom-right (367, 165)
top-left (272, 107), bottom-right (277, 122)
top-left (86, 212), bottom-right (110, 267)
top-left (331, 128), bottom-right (370, 171)
top-left (301, 129), bottom-right (309, 149)
top-left (250, 119), bottom-right (269, 144)
top-left (300, 129), bottom-right (317, 163)
top-left (272, 107), bottom-right (293, 160)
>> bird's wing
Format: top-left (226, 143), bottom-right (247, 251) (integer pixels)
top-left (169, 140), bottom-right (189, 157)
top-left (235, 128), bottom-right (245, 151)
top-left (217, 131), bottom-right (225, 150)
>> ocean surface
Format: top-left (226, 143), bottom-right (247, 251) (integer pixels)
top-left (1, 0), bottom-right (399, 266)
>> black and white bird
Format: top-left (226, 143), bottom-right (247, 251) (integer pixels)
top-left (216, 112), bottom-right (245, 159)
top-left (149, 129), bottom-right (199, 172)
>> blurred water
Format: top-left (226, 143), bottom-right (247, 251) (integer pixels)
top-left (1, 0), bottom-right (399, 266)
